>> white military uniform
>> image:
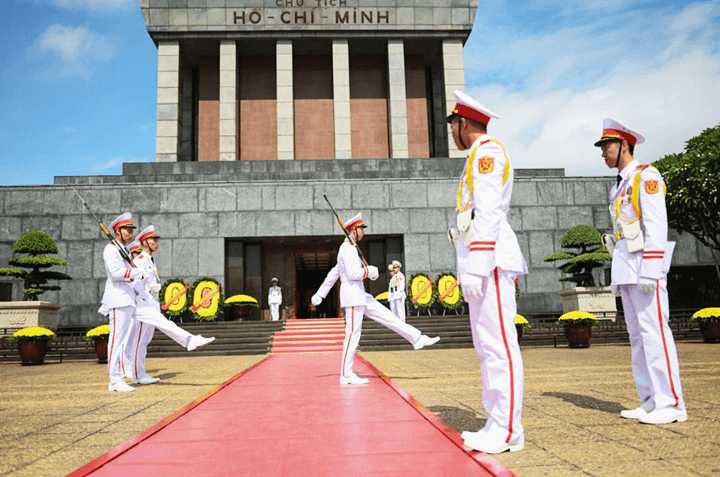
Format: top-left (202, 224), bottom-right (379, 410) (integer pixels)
top-left (452, 91), bottom-right (528, 447)
top-left (123, 251), bottom-right (158, 380)
top-left (315, 234), bottom-right (423, 378)
top-left (268, 283), bottom-right (282, 321)
top-left (101, 231), bottom-right (144, 385)
top-left (609, 160), bottom-right (684, 413)
top-left (390, 271), bottom-right (406, 322)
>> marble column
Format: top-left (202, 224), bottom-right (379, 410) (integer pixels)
top-left (276, 40), bottom-right (294, 160)
top-left (442, 39), bottom-right (466, 158)
top-left (332, 39), bottom-right (352, 160)
top-left (219, 40), bottom-right (238, 161)
top-left (156, 41), bottom-right (181, 162)
top-left (387, 40), bottom-right (409, 159)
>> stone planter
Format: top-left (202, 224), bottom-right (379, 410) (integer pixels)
top-left (557, 287), bottom-right (616, 322)
top-left (699, 321), bottom-right (720, 343)
top-left (0, 301), bottom-right (61, 329)
top-left (18, 340), bottom-right (48, 365)
top-left (232, 306), bottom-right (252, 321)
top-left (94, 338), bottom-right (109, 363)
top-left (564, 325), bottom-right (592, 348)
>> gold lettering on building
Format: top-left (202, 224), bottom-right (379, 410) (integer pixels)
top-left (233, 7), bottom-right (390, 25)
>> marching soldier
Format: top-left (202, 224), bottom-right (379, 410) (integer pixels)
top-left (391, 260), bottom-right (407, 322)
top-left (312, 213), bottom-right (440, 385)
top-left (447, 91), bottom-right (528, 453)
top-left (268, 278), bottom-right (282, 321)
top-left (596, 118), bottom-right (686, 424)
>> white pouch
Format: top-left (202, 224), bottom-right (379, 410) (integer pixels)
top-left (457, 209), bottom-right (473, 247)
top-left (622, 221), bottom-right (644, 253)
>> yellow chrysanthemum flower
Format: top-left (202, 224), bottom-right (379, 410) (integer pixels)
top-left (514, 314), bottom-right (528, 325)
top-left (375, 291), bottom-right (389, 301)
top-left (225, 294), bottom-right (259, 305)
top-left (558, 311), bottom-right (599, 325)
top-left (86, 324), bottom-right (110, 339)
top-left (691, 308), bottom-right (720, 321)
top-left (12, 327), bottom-right (55, 338)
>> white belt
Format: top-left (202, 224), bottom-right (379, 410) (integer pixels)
top-left (340, 278), bottom-right (361, 283)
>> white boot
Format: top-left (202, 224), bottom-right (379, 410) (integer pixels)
top-left (620, 402), bottom-right (654, 419)
top-left (340, 374), bottom-right (369, 385)
top-left (187, 335), bottom-right (215, 351)
top-left (413, 335), bottom-right (440, 350)
top-left (109, 381), bottom-right (135, 392)
top-left (133, 376), bottom-right (160, 385)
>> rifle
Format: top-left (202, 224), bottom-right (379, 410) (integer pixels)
top-left (71, 187), bottom-right (136, 268)
top-left (322, 192), bottom-right (369, 267)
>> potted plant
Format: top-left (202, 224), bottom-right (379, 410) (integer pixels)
top-left (9, 326), bottom-right (55, 365)
top-left (85, 324), bottom-right (110, 363)
top-left (691, 308), bottom-right (720, 343)
top-left (544, 225), bottom-right (616, 321)
top-left (375, 291), bottom-right (389, 308)
top-left (0, 230), bottom-right (72, 329)
top-left (558, 311), bottom-right (599, 348)
top-left (224, 294), bottom-right (259, 321)
top-left (515, 314), bottom-right (530, 346)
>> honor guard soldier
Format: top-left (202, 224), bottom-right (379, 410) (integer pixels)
top-left (596, 118), bottom-right (686, 424)
top-left (390, 261), bottom-right (407, 322)
top-left (447, 91), bottom-right (528, 453)
top-left (387, 263), bottom-right (396, 309)
top-left (312, 214), bottom-right (440, 385)
top-left (268, 278), bottom-right (282, 321)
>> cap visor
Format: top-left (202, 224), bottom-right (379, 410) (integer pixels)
top-left (445, 113), bottom-right (455, 124)
top-left (594, 138), bottom-right (614, 147)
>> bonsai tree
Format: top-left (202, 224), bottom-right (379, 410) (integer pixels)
top-left (544, 225), bottom-right (611, 287)
top-left (0, 230), bottom-right (73, 301)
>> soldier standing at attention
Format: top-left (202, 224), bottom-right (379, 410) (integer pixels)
top-left (268, 278), bottom-right (282, 321)
top-left (596, 118), bottom-right (685, 424)
top-left (447, 91), bottom-right (528, 454)
top-left (391, 261), bottom-right (406, 322)
top-left (312, 214), bottom-right (440, 385)
top-left (387, 263), bottom-right (397, 312)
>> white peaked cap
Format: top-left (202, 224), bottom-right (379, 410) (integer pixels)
top-left (344, 213), bottom-right (366, 230)
top-left (446, 90), bottom-right (499, 125)
top-left (137, 225), bottom-right (159, 243)
top-left (594, 117), bottom-right (645, 147)
top-left (271, 277), bottom-right (278, 282)
top-left (128, 240), bottom-right (141, 252)
top-left (392, 260), bottom-right (402, 268)
top-left (388, 264), bottom-right (394, 271)
top-left (109, 212), bottom-right (136, 232)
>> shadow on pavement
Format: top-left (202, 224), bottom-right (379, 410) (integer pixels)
top-left (542, 391), bottom-right (624, 414)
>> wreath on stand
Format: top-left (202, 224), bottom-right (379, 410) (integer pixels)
top-left (408, 272), bottom-right (437, 315)
top-left (160, 278), bottom-right (189, 320)
top-left (189, 277), bottom-right (224, 322)
top-left (436, 272), bottom-right (463, 314)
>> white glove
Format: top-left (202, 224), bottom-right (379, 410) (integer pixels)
top-left (311, 294), bottom-right (322, 306)
top-left (367, 266), bottom-right (379, 281)
top-left (639, 277), bottom-right (657, 294)
top-left (460, 273), bottom-right (486, 302)
top-left (601, 234), bottom-right (615, 258)
top-left (97, 304), bottom-right (109, 316)
top-left (149, 284), bottom-right (161, 301)
top-left (447, 228), bottom-right (459, 248)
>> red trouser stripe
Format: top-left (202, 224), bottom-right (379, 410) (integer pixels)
top-left (109, 309), bottom-right (116, 374)
top-left (341, 307), bottom-right (354, 377)
top-left (134, 322), bottom-right (144, 380)
top-left (494, 268), bottom-right (514, 444)
top-left (656, 281), bottom-right (679, 407)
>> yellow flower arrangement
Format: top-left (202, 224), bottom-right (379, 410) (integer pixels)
top-left (190, 277), bottom-right (224, 321)
top-left (691, 308), bottom-right (720, 322)
top-left (9, 326), bottom-right (55, 343)
top-left (514, 314), bottom-right (531, 330)
top-left (375, 291), bottom-right (389, 303)
top-left (558, 311), bottom-right (599, 326)
top-left (85, 324), bottom-right (110, 340)
top-left (225, 294), bottom-right (259, 309)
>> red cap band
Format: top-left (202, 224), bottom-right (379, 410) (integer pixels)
top-left (601, 128), bottom-right (637, 146)
top-left (453, 104), bottom-right (491, 126)
top-left (112, 219), bottom-right (133, 232)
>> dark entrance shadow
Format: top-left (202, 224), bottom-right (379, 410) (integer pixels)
top-left (427, 405), bottom-right (486, 433)
top-left (542, 392), bottom-right (624, 414)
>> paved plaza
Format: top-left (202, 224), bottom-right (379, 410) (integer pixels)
top-left (1, 342), bottom-right (718, 476)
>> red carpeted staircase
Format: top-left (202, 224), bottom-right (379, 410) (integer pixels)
top-left (271, 318), bottom-right (345, 354)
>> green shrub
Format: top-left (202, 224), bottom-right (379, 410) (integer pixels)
top-left (544, 225), bottom-right (611, 287)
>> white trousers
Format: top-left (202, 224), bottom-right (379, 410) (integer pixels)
top-left (468, 268), bottom-right (524, 444)
top-left (390, 299), bottom-right (406, 322)
top-left (270, 303), bottom-right (280, 321)
top-left (342, 296), bottom-right (421, 378)
top-left (108, 306), bottom-right (134, 384)
top-left (123, 320), bottom-right (155, 379)
top-left (619, 279), bottom-right (685, 411)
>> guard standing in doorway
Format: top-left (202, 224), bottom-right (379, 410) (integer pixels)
top-left (595, 118), bottom-right (685, 424)
top-left (447, 91), bottom-right (528, 454)
top-left (268, 278), bottom-right (282, 321)
top-left (391, 260), bottom-right (406, 322)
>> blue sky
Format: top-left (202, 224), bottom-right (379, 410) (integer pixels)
top-left (1, 0), bottom-right (718, 185)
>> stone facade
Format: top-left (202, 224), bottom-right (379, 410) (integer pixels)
top-left (1, 160), bottom-right (715, 326)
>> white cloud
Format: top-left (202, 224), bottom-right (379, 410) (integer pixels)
top-left (32, 24), bottom-right (117, 80)
top-left (465, 0), bottom-right (720, 177)
top-left (92, 157), bottom-right (152, 173)
top-left (47, 0), bottom-right (135, 12)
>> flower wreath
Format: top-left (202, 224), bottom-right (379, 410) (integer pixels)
top-left (436, 272), bottom-right (463, 310)
top-left (160, 278), bottom-right (189, 317)
top-left (189, 277), bottom-right (224, 322)
top-left (408, 272), bottom-right (437, 310)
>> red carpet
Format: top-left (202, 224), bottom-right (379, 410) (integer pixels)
top-left (70, 354), bottom-right (515, 477)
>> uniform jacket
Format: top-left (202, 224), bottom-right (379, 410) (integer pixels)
top-left (268, 286), bottom-right (282, 305)
top-left (391, 272), bottom-right (406, 301)
top-left (134, 252), bottom-right (159, 309)
top-left (456, 135), bottom-right (528, 279)
top-left (609, 160), bottom-right (674, 293)
top-left (337, 239), bottom-right (372, 307)
top-left (101, 242), bottom-right (144, 309)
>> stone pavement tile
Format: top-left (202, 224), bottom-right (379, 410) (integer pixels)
top-left (75, 429), bottom-right (139, 449)
top-left (667, 421), bottom-right (720, 444)
top-left (526, 424), bottom-right (611, 446)
top-left (539, 441), bottom-right (646, 464)
top-left (10, 445), bottom-right (112, 477)
top-left (491, 442), bottom-right (565, 468)
top-left (0, 452), bottom-right (38, 475)
top-left (585, 423), bottom-right (685, 441)
top-left (502, 463), bottom-right (590, 476)
top-left (582, 459), bottom-right (704, 477)
top-left (687, 408), bottom-right (720, 420)
top-left (668, 457), bottom-right (720, 476)
top-left (33, 421), bottom-right (109, 435)
top-left (627, 437), bottom-right (720, 459)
